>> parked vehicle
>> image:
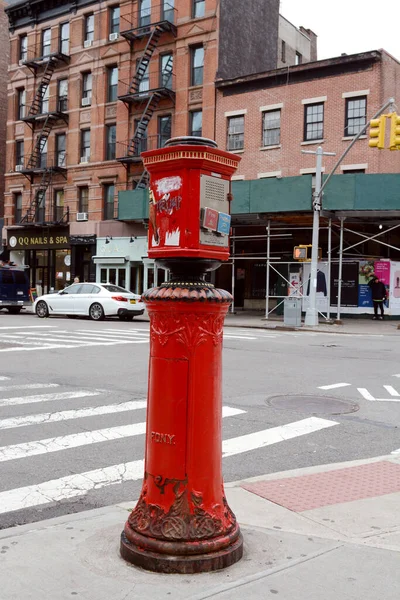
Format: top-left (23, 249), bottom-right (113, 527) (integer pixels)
top-left (0, 264), bottom-right (31, 313)
top-left (34, 283), bottom-right (145, 321)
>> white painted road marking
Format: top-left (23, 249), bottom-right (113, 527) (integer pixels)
top-left (0, 390), bottom-right (101, 408)
top-left (0, 326), bottom-right (55, 330)
top-left (0, 400), bottom-right (148, 430)
top-left (357, 387), bottom-right (400, 402)
top-left (0, 383), bottom-right (59, 392)
top-left (0, 415), bottom-right (336, 515)
top-left (222, 417), bottom-right (338, 457)
top-left (0, 406), bottom-right (245, 463)
top-left (384, 385), bottom-right (400, 397)
top-left (318, 383), bottom-right (351, 390)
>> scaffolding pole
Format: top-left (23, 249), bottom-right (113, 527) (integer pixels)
top-left (231, 231), bottom-right (235, 314)
top-left (265, 220), bottom-right (271, 320)
top-left (327, 218), bottom-right (332, 320)
top-left (336, 217), bottom-right (345, 322)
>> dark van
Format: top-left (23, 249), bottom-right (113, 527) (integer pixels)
top-left (0, 267), bottom-right (31, 314)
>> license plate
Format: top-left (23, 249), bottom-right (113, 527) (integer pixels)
top-left (130, 299), bottom-right (136, 304)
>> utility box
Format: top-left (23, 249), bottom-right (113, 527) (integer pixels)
top-left (141, 137), bottom-right (241, 262)
top-left (284, 297), bottom-right (302, 326)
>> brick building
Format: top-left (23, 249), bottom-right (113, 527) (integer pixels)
top-left (5, 0), bottom-right (312, 296)
top-left (0, 2), bottom-right (10, 225)
top-left (212, 49), bottom-right (400, 312)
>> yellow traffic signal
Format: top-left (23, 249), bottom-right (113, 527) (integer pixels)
top-left (369, 116), bottom-right (386, 149)
top-left (389, 112), bottom-right (400, 150)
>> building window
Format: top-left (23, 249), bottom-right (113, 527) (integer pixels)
top-left (160, 53), bottom-right (173, 88)
top-left (342, 168), bottom-right (365, 174)
top-left (281, 40), bottom-right (286, 63)
top-left (19, 35), bottom-right (27, 62)
top-left (345, 96), bottom-right (367, 137)
top-left (106, 124), bottom-right (116, 160)
top-left (192, 0), bottom-right (205, 18)
top-left (163, 0), bottom-right (174, 22)
top-left (104, 184), bottom-right (115, 220)
top-left (54, 190), bottom-right (64, 221)
top-left (82, 72), bottom-right (92, 104)
top-left (14, 193), bottom-right (23, 223)
top-left (42, 28), bottom-right (51, 57)
top-left (295, 52), bottom-right (302, 65)
top-left (134, 119), bottom-right (147, 155)
top-left (16, 140), bottom-right (24, 168)
top-left (304, 103), bottom-right (324, 141)
top-left (58, 79), bottom-right (68, 112)
top-left (59, 22), bottom-right (69, 55)
top-left (191, 46), bottom-right (204, 86)
top-left (84, 14), bottom-right (94, 43)
top-left (41, 85), bottom-right (49, 114)
top-left (190, 110), bottom-right (202, 136)
top-left (80, 129), bottom-right (91, 161)
top-left (56, 133), bottom-right (66, 167)
top-left (39, 138), bottom-right (48, 169)
top-left (107, 66), bottom-right (118, 102)
top-left (158, 114), bottom-right (171, 147)
top-left (79, 187), bottom-right (89, 213)
top-left (139, 0), bottom-right (151, 27)
top-left (136, 59), bottom-right (149, 93)
top-left (17, 88), bottom-right (26, 120)
top-left (227, 116), bottom-right (244, 151)
top-left (262, 109), bottom-right (281, 146)
top-left (109, 6), bottom-right (120, 35)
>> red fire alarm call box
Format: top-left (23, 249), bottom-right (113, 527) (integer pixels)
top-left (142, 137), bottom-right (241, 262)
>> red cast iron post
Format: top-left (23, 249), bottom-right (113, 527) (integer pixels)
top-left (120, 137), bottom-right (242, 573)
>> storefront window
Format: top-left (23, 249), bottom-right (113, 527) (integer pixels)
top-left (55, 249), bottom-right (71, 291)
top-left (109, 268), bottom-right (116, 284)
top-left (100, 268), bottom-right (107, 284)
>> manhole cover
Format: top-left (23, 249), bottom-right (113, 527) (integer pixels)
top-left (267, 394), bottom-right (359, 415)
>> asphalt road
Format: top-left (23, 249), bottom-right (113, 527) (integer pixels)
top-left (0, 311), bottom-right (399, 529)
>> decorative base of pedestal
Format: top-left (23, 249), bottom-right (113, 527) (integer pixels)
top-left (120, 531), bottom-right (243, 574)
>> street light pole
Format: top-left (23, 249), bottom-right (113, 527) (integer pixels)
top-left (302, 146), bottom-right (336, 327)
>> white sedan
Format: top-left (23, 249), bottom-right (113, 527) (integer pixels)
top-left (34, 283), bottom-right (145, 321)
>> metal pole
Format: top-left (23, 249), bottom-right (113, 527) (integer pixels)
top-left (265, 220), bottom-right (270, 320)
top-left (231, 233), bottom-right (235, 314)
top-left (327, 218), bottom-right (332, 321)
top-left (336, 217), bottom-right (345, 322)
top-left (305, 147), bottom-right (323, 326)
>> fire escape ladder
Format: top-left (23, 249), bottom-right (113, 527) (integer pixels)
top-left (129, 25), bottom-right (163, 94)
top-left (27, 57), bottom-right (57, 118)
top-left (136, 170), bottom-right (149, 189)
top-left (22, 169), bottom-right (53, 223)
top-left (127, 92), bottom-right (162, 157)
top-left (26, 115), bottom-right (53, 169)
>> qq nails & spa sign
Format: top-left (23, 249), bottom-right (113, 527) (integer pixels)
top-left (8, 229), bottom-right (70, 250)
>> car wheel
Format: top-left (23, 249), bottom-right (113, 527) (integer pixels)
top-left (36, 300), bottom-right (49, 318)
top-left (8, 307), bottom-right (22, 314)
top-left (89, 302), bottom-right (105, 321)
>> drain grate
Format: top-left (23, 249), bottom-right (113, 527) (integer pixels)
top-left (266, 394), bottom-right (359, 415)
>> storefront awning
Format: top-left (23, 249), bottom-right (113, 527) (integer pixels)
top-left (92, 256), bottom-right (127, 265)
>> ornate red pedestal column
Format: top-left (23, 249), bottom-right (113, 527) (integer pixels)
top-left (120, 136), bottom-right (242, 573)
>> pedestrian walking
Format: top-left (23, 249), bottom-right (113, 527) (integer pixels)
top-left (73, 276), bottom-right (80, 284)
top-left (368, 274), bottom-right (387, 320)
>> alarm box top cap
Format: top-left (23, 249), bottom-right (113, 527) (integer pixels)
top-left (164, 136), bottom-right (218, 148)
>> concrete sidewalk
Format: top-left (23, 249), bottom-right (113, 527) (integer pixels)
top-left (1, 453), bottom-right (400, 599)
top-left (224, 310), bottom-right (400, 336)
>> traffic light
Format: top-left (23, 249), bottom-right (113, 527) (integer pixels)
top-left (369, 115), bottom-right (386, 149)
top-left (389, 112), bottom-right (400, 150)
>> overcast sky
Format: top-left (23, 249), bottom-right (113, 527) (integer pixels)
top-left (280, 0), bottom-right (400, 62)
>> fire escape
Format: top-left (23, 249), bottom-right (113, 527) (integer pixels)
top-left (20, 49), bottom-right (69, 225)
top-left (117, 6), bottom-right (177, 188)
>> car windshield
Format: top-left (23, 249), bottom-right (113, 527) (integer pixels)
top-left (102, 284), bottom-right (131, 294)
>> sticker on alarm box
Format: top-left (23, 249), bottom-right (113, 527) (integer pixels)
top-left (202, 207), bottom-right (219, 231)
top-left (217, 212), bottom-right (231, 235)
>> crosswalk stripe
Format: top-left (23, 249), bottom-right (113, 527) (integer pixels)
top-left (0, 400), bottom-right (148, 430)
top-left (0, 390), bottom-right (101, 408)
top-left (0, 376), bottom-right (10, 381)
top-left (0, 345), bottom-right (76, 353)
top-left (223, 335), bottom-right (257, 340)
top-left (0, 460), bottom-right (146, 514)
top-left (0, 383), bottom-right (59, 392)
top-left (0, 406), bottom-right (245, 463)
top-left (383, 385), bottom-right (400, 397)
top-left (9, 332), bottom-right (141, 344)
top-left (0, 336), bottom-right (59, 348)
top-left (0, 326), bottom-right (55, 330)
top-left (222, 417), bottom-right (339, 457)
top-left (0, 414), bottom-right (335, 515)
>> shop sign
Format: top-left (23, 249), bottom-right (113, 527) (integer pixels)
top-left (8, 229), bottom-right (70, 250)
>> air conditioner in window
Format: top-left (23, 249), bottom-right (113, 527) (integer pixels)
top-left (81, 96), bottom-right (91, 107)
top-left (15, 165), bottom-right (23, 172)
top-left (109, 32), bottom-right (118, 41)
top-left (76, 212), bottom-right (88, 221)
top-left (84, 39), bottom-right (93, 48)
top-left (80, 155), bottom-right (89, 164)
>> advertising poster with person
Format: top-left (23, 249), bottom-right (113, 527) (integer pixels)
top-left (374, 260), bottom-right (390, 308)
top-left (302, 262), bottom-right (329, 313)
top-left (358, 260), bottom-right (390, 309)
